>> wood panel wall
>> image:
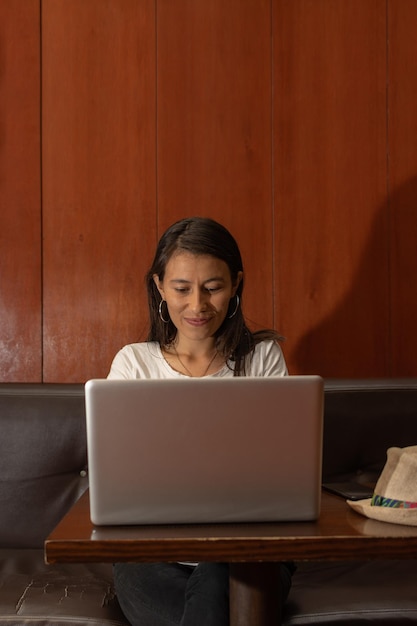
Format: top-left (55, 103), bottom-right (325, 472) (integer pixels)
top-left (42, 0), bottom-right (156, 381)
top-left (274, 0), bottom-right (389, 376)
top-left (157, 0), bottom-right (275, 331)
top-left (1, 0), bottom-right (417, 382)
top-left (388, 0), bottom-right (417, 376)
top-left (0, 1), bottom-right (42, 381)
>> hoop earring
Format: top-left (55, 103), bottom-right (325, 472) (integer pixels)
top-left (158, 299), bottom-right (170, 323)
top-left (228, 294), bottom-right (240, 319)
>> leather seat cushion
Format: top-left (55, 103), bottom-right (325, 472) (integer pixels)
top-left (0, 549), bottom-right (128, 625)
top-left (283, 560), bottom-right (417, 624)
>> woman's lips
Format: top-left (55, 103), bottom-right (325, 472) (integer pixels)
top-left (185, 317), bottom-right (211, 327)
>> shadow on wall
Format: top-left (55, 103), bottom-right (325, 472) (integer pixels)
top-left (291, 175), bottom-right (417, 378)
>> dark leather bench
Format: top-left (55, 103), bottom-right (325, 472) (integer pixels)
top-left (1, 379), bottom-right (417, 624)
top-left (283, 379), bottom-right (417, 625)
top-left (0, 383), bottom-right (128, 625)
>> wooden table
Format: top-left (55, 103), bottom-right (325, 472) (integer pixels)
top-left (45, 490), bottom-right (417, 626)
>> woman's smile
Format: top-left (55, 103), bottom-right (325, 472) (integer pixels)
top-left (185, 316), bottom-right (212, 326)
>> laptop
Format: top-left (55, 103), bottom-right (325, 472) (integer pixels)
top-left (85, 376), bottom-right (323, 525)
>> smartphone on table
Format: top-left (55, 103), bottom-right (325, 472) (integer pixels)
top-left (322, 482), bottom-right (374, 501)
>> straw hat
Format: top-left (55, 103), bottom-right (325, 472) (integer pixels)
top-left (347, 446), bottom-right (417, 526)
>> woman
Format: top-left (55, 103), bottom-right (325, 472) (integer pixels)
top-left (109, 217), bottom-right (294, 625)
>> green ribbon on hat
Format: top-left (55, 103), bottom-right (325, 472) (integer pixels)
top-left (371, 494), bottom-right (417, 509)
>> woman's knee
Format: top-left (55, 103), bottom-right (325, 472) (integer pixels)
top-left (185, 563), bottom-right (229, 598)
top-left (113, 562), bottom-right (191, 626)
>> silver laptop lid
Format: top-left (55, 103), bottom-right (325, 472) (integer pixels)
top-left (85, 376), bottom-right (323, 525)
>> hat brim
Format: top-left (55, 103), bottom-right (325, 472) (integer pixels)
top-left (347, 498), bottom-right (417, 527)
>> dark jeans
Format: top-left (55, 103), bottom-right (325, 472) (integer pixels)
top-left (113, 561), bottom-right (294, 626)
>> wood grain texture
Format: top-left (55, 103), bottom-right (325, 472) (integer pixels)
top-left (156, 0), bottom-right (274, 331)
top-left (4, 1), bottom-right (417, 381)
top-left (45, 490), bottom-right (417, 564)
top-left (229, 563), bottom-right (283, 626)
top-left (44, 487), bottom-right (417, 626)
top-left (273, 0), bottom-right (389, 376)
top-left (0, 1), bottom-right (41, 381)
top-left (388, 0), bottom-right (417, 376)
top-left (42, 0), bottom-right (157, 382)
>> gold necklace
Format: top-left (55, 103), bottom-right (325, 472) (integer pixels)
top-left (173, 346), bottom-right (218, 377)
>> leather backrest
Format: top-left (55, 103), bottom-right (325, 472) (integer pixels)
top-left (322, 379), bottom-right (417, 481)
top-left (2, 379), bottom-right (417, 547)
top-left (0, 384), bottom-right (87, 549)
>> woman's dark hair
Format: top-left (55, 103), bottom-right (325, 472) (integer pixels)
top-left (146, 216), bottom-right (281, 375)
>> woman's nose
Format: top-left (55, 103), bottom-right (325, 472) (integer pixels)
top-left (189, 289), bottom-right (209, 311)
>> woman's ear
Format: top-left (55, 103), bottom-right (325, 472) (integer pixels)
top-left (153, 274), bottom-right (165, 298)
top-left (232, 271), bottom-right (243, 296)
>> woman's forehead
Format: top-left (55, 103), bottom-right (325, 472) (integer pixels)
top-left (164, 251), bottom-right (231, 280)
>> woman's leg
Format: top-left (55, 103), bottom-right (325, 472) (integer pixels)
top-left (114, 562), bottom-right (192, 626)
top-left (181, 563), bottom-right (229, 626)
top-left (114, 561), bottom-right (293, 626)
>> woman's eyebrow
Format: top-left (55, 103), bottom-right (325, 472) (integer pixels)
top-left (169, 279), bottom-right (191, 284)
top-left (168, 277), bottom-right (226, 284)
top-left (205, 276), bottom-right (225, 282)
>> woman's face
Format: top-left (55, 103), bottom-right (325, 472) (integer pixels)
top-left (154, 251), bottom-right (242, 344)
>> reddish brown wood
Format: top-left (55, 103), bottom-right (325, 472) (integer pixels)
top-left (388, 0), bottom-right (417, 376)
top-left (156, 0), bottom-right (274, 331)
top-left (0, 1), bottom-right (41, 382)
top-left (42, 0), bottom-right (157, 382)
top-left (273, 0), bottom-right (389, 377)
top-left (45, 489), bottom-right (417, 626)
top-left (4, 1), bottom-right (417, 382)
top-left (229, 563), bottom-right (282, 626)
top-left (45, 490), bottom-right (417, 564)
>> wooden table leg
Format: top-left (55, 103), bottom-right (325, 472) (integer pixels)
top-left (229, 562), bottom-right (282, 626)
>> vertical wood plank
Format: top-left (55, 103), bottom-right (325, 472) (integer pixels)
top-left (42, 0), bottom-right (157, 382)
top-left (273, 0), bottom-right (388, 376)
top-left (388, 0), bottom-right (417, 376)
top-left (0, 0), bottom-right (41, 381)
top-left (157, 0), bottom-right (274, 330)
